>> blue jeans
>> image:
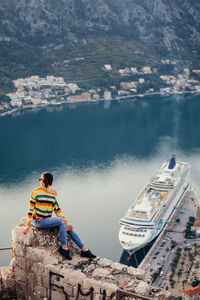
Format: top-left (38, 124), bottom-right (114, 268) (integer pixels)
top-left (33, 217), bottom-right (84, 248)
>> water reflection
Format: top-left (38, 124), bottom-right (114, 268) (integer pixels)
top-left (1, 150), bottom-right (200, 267)
top-left (103, 100), bottom-right (111, 109)
top-left (120, 242), bottom-right (154, 268)
top-left (0, 95), bottom-right (200, 267)
top-left (0, 95), bottom-right (200, 182)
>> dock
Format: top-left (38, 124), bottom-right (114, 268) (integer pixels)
top-left (139, 185), bottom-right (199, 271)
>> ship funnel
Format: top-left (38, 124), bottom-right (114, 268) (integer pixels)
top-left (168, 155), bottom-right (176, 169)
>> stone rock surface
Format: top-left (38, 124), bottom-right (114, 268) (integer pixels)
top-left (127, 266), bottom-right (145, 279)
top-left (92, 268), bottom-right (111, 279)
top-left (97, 258), bottom-right (112, 267)
top-left (111, 262), bottom-right (126, 272)
top-left (0, 217), bottom-right (171, 299)
top-left (135, 281), bottom-right (151, 295)
top-left (0, 0), bottom-right (200, 55)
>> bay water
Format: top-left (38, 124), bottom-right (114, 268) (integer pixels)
top-left (0, 94), bottom-right (200, 266)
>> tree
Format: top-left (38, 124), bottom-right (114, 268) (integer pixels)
top-left (169, 278), bottom-right (175, 288)
top-left (181, 260), bottom-right (185, 267)
top-left (0, 94), bottom-right (10, 104)
top-left (177, 269), bottom-right (183, 282)
top-left (171, 240), bottom-right (177, 249)
top-left (189, 216), bottom-right (195, 224)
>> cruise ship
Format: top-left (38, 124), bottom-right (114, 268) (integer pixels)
top-left (119, 156), bottom-right (190, 255)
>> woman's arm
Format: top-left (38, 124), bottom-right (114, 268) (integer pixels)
top-left (23, 221), bottom-right (31, 235)
top-left (23, 190), bottom-right (36, 235)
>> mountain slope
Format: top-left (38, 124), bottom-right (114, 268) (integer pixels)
top-left (0, 0), bottom-right (200, 93)
top-left (0, 0), bottom-right (200, 55)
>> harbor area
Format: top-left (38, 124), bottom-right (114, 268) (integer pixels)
top-left (138, 186), bottom-right (200, 298)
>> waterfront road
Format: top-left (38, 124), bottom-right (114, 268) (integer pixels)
top-left (143, 188), bottom-right (199, 288)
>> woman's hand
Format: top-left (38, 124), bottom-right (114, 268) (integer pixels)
top-left (23, 222), bottom-right (31, 235)
top-left (62, 218), bottom-right (68, 224)
top-left (23, 226), bottom-right (30, 235)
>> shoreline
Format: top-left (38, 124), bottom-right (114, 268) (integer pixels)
top-left (0, 90), bottom-right (199, 118)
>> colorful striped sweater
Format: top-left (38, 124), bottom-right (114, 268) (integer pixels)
top-left (27, 187), bottom-right (63, 222)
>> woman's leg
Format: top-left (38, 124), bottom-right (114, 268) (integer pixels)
top-left (33, 217), bottom-right (67, 246)
top-left (68, 228), bottom-right (84, 249)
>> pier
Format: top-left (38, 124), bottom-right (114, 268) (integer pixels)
top-left (137, 185), bottom-right (200, 296)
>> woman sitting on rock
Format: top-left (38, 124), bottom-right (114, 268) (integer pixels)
top-left (23, 172), bottom-right (96, 260)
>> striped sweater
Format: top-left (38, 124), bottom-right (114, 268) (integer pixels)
top-left (27, 187), bottom-right (63, 222)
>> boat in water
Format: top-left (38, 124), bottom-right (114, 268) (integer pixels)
top-left (119, 155), bottom-right (190, 255)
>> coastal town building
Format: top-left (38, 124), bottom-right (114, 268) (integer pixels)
top-left (2, 60), bottom-right (200, 117)
top-left (173, 85), bottom-right (180, 92)
top-left (10, 99), bottom-right (22, 107)
top-left (184, 68), bottom-right (190, 75)
top-left (117, 90), bottom-right (130, 96)
top-left (80, 92), bottom-right (91, 100)
top-left (182, 285), bottom-right (200, 299)
top-left (120, 81), bottom-right (138, 89)
top-left (141, 66), bottom-right (152, 74)
top-left (93, 93), bottom-right (100, 100)
top-left (64, 87), bottom-right (71, 94)
top-left (89, 89), bottom-right (97, 94)
top-left (195, 86), bottom-right (200, 92)
top-left (67, 92), bottom-right (91, 102)
top-left (24, 98), bottom-right (32, 105)
top-left (119, 67), bottom-right (131, 76)
top-left (161, 59), bottom-right (170, 64)
top-left (104, 90), bottom-right (112, 100)
top-left (66, 83), bottom-right (80, 93)
top-left (31, 97), bottom-right (42, 105)
top-left (104, 64), bottom-right (112, 71)
top-left (160, 87), bottom-right (172, 94)
top-left (131, 67), bottom-right (137, 73)
top-left (160, 75), bottom-right (176, 83)
top-left (130, 88), bottom-right (137, 93)
top-left (2, 102), bottom-right (9, 110)
top-left (46, 75), bottom-right (55, 83)
top-left (193, 206), bottom-right (200, 234)
top-left (192, 70), bottom-right (200, 74)
top-left (139, 78), bottom-right (145, 84)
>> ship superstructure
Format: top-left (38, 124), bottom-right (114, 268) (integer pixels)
top-left (119, 156), bottom-right (190, 255)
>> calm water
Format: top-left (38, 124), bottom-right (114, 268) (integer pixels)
top-left (0, 94), bottom-right (200, 266)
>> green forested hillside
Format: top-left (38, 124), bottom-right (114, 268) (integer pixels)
top-left (0, 0), bottom-right (200, 93)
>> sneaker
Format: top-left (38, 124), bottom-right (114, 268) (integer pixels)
top-left (81, 249), bottom-right (96, 258)
top-left (58, 247), bottom-right (72, 260)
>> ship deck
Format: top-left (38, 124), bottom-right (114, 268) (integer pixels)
top-left (125, 161), bottom-right (189, 221)
top-left (126, 184), bottom-right (169, 220)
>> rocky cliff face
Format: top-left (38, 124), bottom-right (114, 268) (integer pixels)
top-left (0, 0), bottom-right (200, 55)
top-left (0, 217), bottom-right (171, 299)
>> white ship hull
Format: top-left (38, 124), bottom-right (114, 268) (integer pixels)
top-left (119, 157), bottom-right (190, 255)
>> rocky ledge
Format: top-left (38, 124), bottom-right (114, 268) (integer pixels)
top-left (0, 217), bottom-right (171, 299)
